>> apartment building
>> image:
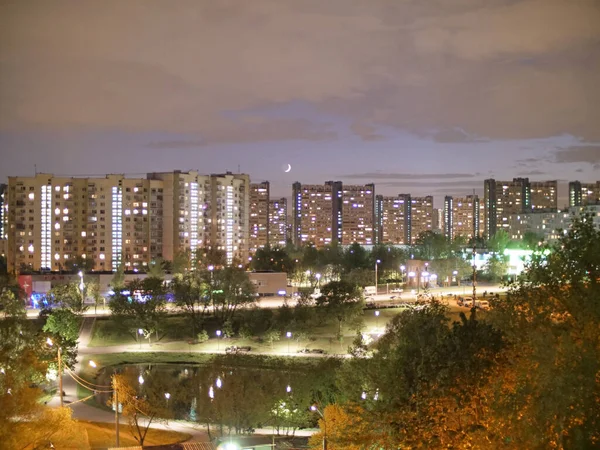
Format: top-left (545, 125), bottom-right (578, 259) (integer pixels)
top-left (292, 181), bottom-right (341, 247)
top-left (248, 182), bottom-right (270, 253)
top-left (443, 195), bottom-right (483, 240)
top-left (484, 178), bottom-right (531, 237)
top-left (5, 171), bottom-right (250, 273)
top-left (530, 180), bottom-right (558, 212)
top-left (268, 198), bottom-right (287, 246)
top-left (569, 181), bottom-right (600, 206)
top-left (1, 184), bottom-right (7, 257)
top-left (340, 184), bottom-right (375, 245)
top-left (375, 195), bottom-right (410, 244)
top-left (509, 205), bottom-right (600, 242)
top-left (410, 196), bottom-right (434, 243)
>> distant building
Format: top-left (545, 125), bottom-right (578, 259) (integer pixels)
top-left (410, 195), bottom-right (434, 243)
top-left (0, 183), bottom-right (7, 246)
top-left (530, 180), bottom-right (558, 212)
top-left (292, 181), bottom-right (375, 247)
top-left (443, 195), bottom-right (483, 240)
top-left (569, 181), bottom-right (600, 206)
top-left (484, 178), bottom-right (531, 237)
top-left (249, 181), bottom-right (270, 253)
top-left (340, 184), bottom-right (375, 245)
top-left (375, 195), bottom-right (410, 244)
top-left (6, 171), bottom-right (250, 273)
top-left (509, 205), bottom-right (600, 242)
top-left (268, 198), bottom-right (287, 246)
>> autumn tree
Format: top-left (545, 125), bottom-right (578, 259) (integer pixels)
top-left (488, 214), bottom-right (600, 448)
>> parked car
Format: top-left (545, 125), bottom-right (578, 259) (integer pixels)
top-left (311, 349), bottom-right (326, 354)
top-left (390, 288), bottom-right (403, 293)
top-left (225, 345), bottom-right (252, 354)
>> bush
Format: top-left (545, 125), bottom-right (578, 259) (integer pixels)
top-left (196, 330), bottom-right (209, 343)
top-left (238, 324), bottom-right (253, 340)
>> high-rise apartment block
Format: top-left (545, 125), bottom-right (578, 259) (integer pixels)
top-left (443, 195), bottom-right (483, 240)
top-left (569, 181), bottom-right (600, 207)
top-left (340, 184), bottom-right (375, 245)
top-left (410, 195), bottom-right (434, 243)
top-left (292, 181), bottom-right (375, 247)
top-left (5, 171), bottom-right (250, 273)
top-left (530, 180), bottom-right (558, 212)
top-left (268, 198), bottom-right (288, 246)
top-left (484, 178), bottom-right (558, 236)
top-left (292, 181), bottom-right (341, 247)
top-left (375, 195), bottom-right (410, 244)
top-left (248, 182), bottom-right (270, 253)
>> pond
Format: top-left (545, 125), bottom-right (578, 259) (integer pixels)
top-left (94, 355), bottom-right (342, 434)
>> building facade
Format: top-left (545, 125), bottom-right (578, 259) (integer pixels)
top-left (530, 180), bottom-right (558, 212)
top-left (443, 195), bottom-right (482, 241)
top-left (248, 182), bottom-right (270, 253)
top-left (268, 198), bottom-right (287, 246)
top-left (484, 178), bottom-right (531, 237)
top-left (375, 195), bottom-right (411, 244)
top-left (410, 196), bottom-right (434, 243)
top-left (340, 184), bottom-right (375, 245)
top-left (292, 182), bottom-right (340, 247)
top-left (5, 171), bottom-right (250, 273)
top-left (569, 181), bottom-right (600, 207)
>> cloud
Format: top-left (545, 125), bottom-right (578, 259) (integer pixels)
top-left (430, 128), bottom-right (487, 143)
top-left (517, 170), bottom-right (547, 176)
top-left (377, 179), bottom-right (483, 189)
top-left (343, 172), bottom-right (477, 180)
top-left (350, 122), bottom-right (385, 141)
top-left (146, 140), bottom-right (206, 149)
top-left (0, 0), bottom-right (599, 144)
top-left (554, 146), bottom-right (600, 165)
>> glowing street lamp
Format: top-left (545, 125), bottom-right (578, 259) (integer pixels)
top-left (375, 259), bottom-right (381, 294)
top-left (216, 330), bottom-right (222, 351)
top-left (310, 405), bottom-right (327, 450)
top-left (375, 310), bottom-right (380, 327)
top-left (89, 360), bottom-right (97, 368)
top-left (286, 331), bottom-right (292, 353)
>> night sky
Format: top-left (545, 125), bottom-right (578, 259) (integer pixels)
top-left (1, 0), bottom-right (599, 207)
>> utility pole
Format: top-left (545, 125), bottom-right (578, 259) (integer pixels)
top-left (58, 346), bottom-right (63, 407)
top-left (112, 375), bottom-right (120, 447)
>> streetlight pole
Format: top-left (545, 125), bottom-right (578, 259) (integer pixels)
top-left (208, 265), bottom-right (214, 306)
top-left (472, 246), bottom-right (477, 305)
top-left (112, 375), bottom-right (120, 447)
top-left (78, 271), bottom-right (85, 306)
top-left (400, 265), bottom-right (405, 287)
top-left (286, 331), bottom-right (292, 353)
top-left (47, 338), bottom-right (63, 407)
top-left (375, 259), bottom-right (380, 294)
top-left (310, 405), bottom-right (327, 450)
top-left (216, 330), bottom-right (222, 351)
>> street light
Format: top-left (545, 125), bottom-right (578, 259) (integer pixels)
top-left (208, 265), bottom-right (215, 306)
top-left (286, 384), bottom-right (292, 393)
top-left (89, 360), bottom-right (97, 368)
top-left (216, 377), bottom-right (222, 389)
top-left (286, 331), bottom-right (293, 354)
top-left (310, 405), bottom-right (327, 450)
top-left (375, 259), bottom-right (381, 294)
top-left (138, 328), bottom-right (144, 349)
top-left (47, 338), bottom-right (63, 407)
top-left (374, 310), bottom-right (380, 328)
top-left (315, 273), bottom-right (321, 287)
top-left (399, 265), bottom-right (406, 285)
top-left (216, 330), bottom-right (222, 351)
top-left (78, 270), bottom-right (85, 307)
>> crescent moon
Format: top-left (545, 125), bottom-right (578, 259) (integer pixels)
top-left (285, 164), bottom-right (292, 173)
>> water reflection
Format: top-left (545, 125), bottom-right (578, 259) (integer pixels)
top-left (95, 356), bottom-right (340, 435)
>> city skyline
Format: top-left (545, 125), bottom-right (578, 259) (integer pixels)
top-left (1, 0), bottom-right (599, 206)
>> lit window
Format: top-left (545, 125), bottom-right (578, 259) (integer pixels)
top-left (99, 253), bottom-right (105, 260)
top-left (81, 231), bottom-right (86, 237)
top-left (28, 244), bottom-right (34, 253)
top-left (28, 193), bottom-right (35, 200)
top-left (54, 223), bottom-right (60, 230)
top-left (54, 253), bottom-right (60, 260)
top-left (55, 208), bottom-right (61, 215)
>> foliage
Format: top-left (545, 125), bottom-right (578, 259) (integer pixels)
top-left (4, 406), bottom-right (86, 450)
top-left (110, 263), bottom-right (126, 291)
top-left (484, 252), bottom-right (509, 282)
top-left (171, 272), bottom-right (208, 336)
top-left (264, 328), bottom-right (281, 349)
top-left (251, 245), bottom-right (294, 272)
top-left (316, 281), bottom-right (364, 337)
top-left (45, 282), bottom-right (88, 314)
top-left (43, 308), bottom-right (81, 343)
top-left (109, 277), bottom-right (168, 343)
top-left (63, 254), bottom-right (94, 273)
top-left (488, 214), bottom-right (600, 448)
top-left (111, 372), bottom-right (171, 446)
top-left (210, 267), bottom-right (256, 324)
top-left (196, 330), bottom-right (209, 343)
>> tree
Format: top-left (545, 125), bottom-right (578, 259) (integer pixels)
top-left (146, 258), bottom-right (166, 278)
top-left (489, 214), bottom-right (600, 448)
top-left (45, 282), bottom-right (88, 314)
top-left (414, 231), bottom-right (450, 260)
top-left (484, 253), bottom-right (508, 282)
top-left (111, 373), bottom-right (170, 446)
top-left (86, 279), bottom-right (103, 314)
top-left (211, 267), bottom-right (256, 324)
top-left (341, 243), bottom-right (369, 273)
top-left (110, 263), bottom-right (126, 291)
top-left (43, 308), bottom-right (80, 343)
top-left (488, 229), bottom-right (510, 253)
top-left (63, 255), bottom-right (94, 273)
top-left (264, 328), bottom-right (281, 349)
top-left (171, 272), bottom-right (209, 336)
top-left (109, 277), bottom-right (168, 343)
top-left (316, 281), bottom-right (364, 338)
top-left (251, 245), bottom-right (294, 272)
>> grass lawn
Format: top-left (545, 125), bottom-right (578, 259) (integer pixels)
top-left (79, 420), bottom-right (191, 448)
